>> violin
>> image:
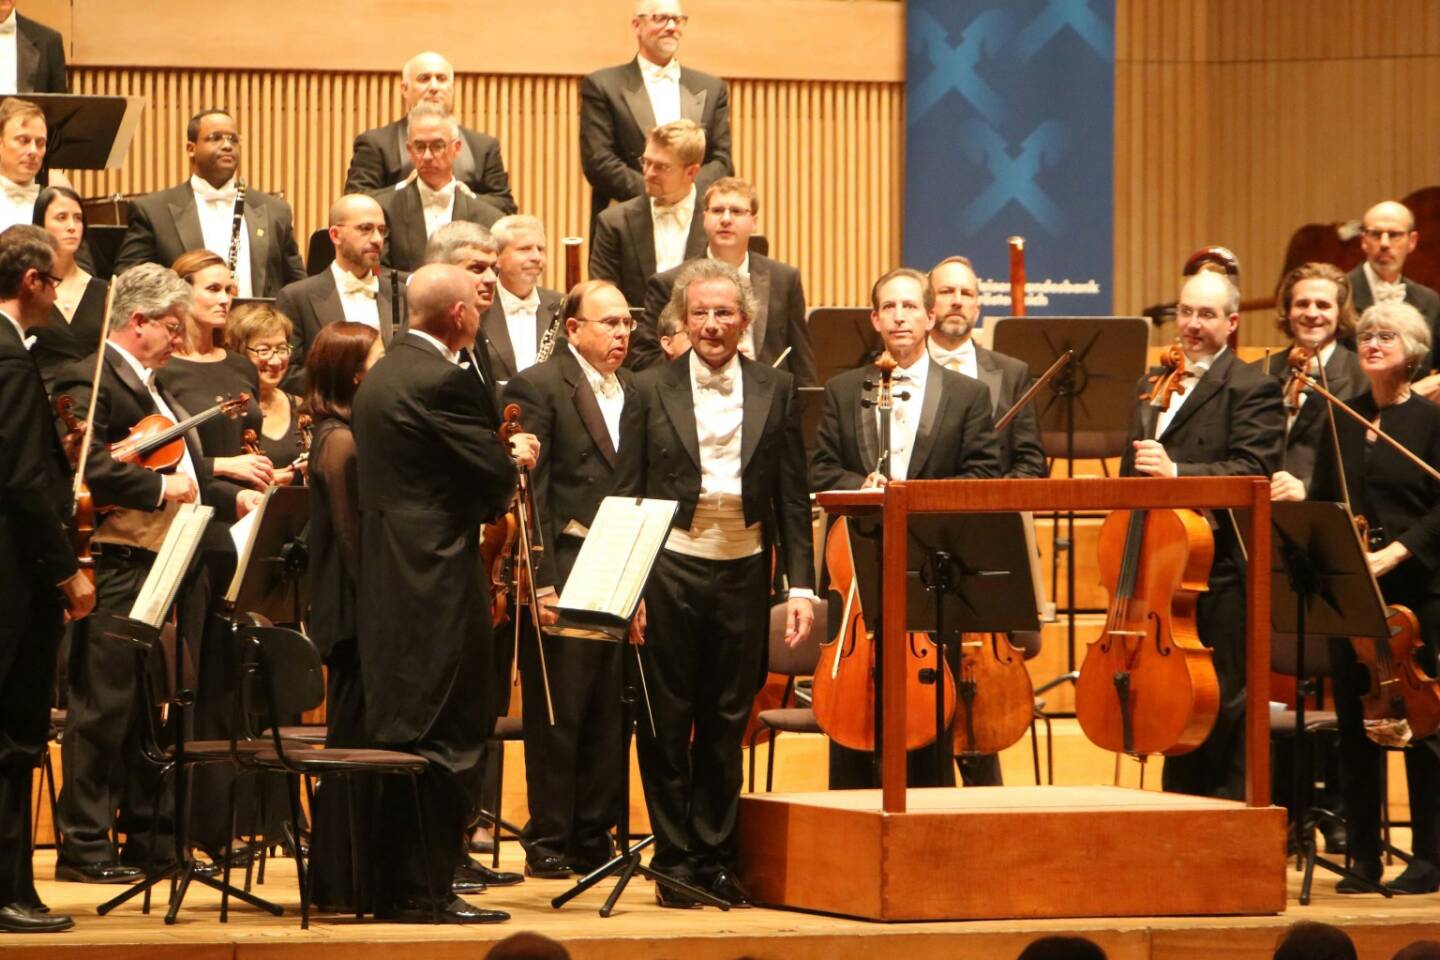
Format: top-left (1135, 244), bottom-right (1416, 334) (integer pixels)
top-left (55, 395), bottom-right (95, 588)
top-left (110, 393), bottom-right (251, 470)
top-left (811, 353), bottom-right (956, 752)
top-left (1075, 343), bottom-right (1221, 757)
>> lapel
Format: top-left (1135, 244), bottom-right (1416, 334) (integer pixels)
top-left (1158, 350), bottom-right (1229, 441)
top-left (167, 189), bottom-right (205, 259)
top-left (974, 346), bottom-right (1004, 414)
top-left (740, 356), bottom-right (774, 471)
top-left (377, 268), bottom-right (400, 345)
top-left (309, 267), bottom-right (344, 329)
top-left (15, 21), bottom-right (37, 91)
top-left (626, 200), bottom-right (658, 280)
top-left (906, 361), bottom-right (948, 477)
top-left (680, 69), bottom-right (709, 123)
top-left (395, 182), bottom-right (428, 270)
top-left (245, 194), bottom-right (271, 296)
top-left (561, 350), bottom-right (618, 468)
top-left (106, 344), bottom-right (153, 414)
top-left (536, 291), bottom-right (561, 346)
top-left (483, 300), bottom-right (516, 379)
top-left (684, 201), bottom-right (707, 259)
top-left (622, 60), bottom-right (658, 139)
top-left (748, 257), bottom-right (771, 356)
top-left (657, 356), bottom-right (702, 471)
top-left (390, 119), bottom-right (413, 180)
top-left (454, 132), bottom-right (476, 185)
top-left (858, 366), bottom-right (879, 475)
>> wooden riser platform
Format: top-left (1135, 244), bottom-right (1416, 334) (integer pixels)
top-left (740, 786), bottom-right (1288, 921)
top-left (11, 848), bottom-right (1440, 960)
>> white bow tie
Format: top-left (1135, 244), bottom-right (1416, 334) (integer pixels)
top-left (197, 186), bottom-right (236, 205)
top-left (642, 59), bottom-right (680, 84)
top-left (2, 180), bottom-right (38, 207)
top-left (1373, 278), bottom-right (1407, 304)
top-left (929, 345), bottom-right (970, 372)
top-left (654, 200), bottom-right (689, 225)
top-left (596, 374), bottom-right (621, 399)
top-left (696, 367), bottom-right (733, 395)
top-left (0, 18), bottom-right (17, 36)
top-left (339, 273), bottom-right (378, 299)
top-left (419, 181), bottom-right (455, 210)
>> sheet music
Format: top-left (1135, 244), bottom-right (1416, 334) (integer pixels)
top-left (129, 503), bottom-right (213, 628)
top-left (226, 488), bottom-right (272, 603)
top-left (558, 497), bottom-right (677, 619)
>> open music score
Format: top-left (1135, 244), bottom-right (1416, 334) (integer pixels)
top-left (551, 497), bottom-right (678, 642)
top-left (128, 503), bottom-right (214, 629)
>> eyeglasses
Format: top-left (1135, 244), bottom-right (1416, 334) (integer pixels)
top-left (705, 204), bottom-right (753, 218)
top-left (36, 271), bottom-right (62, 289)
top-left (1362, 229), bottom-right (1410, 243)
top-left (149, 317), bottom-right (184, 338)
top-left (688, 307), bottom-right (740, 323)
top-left (245, 343), bottom-right (293, 361)
top-left (640, 156), bottom-right (675, 174)
top-left (343, 221), bottom-right (389, 238)
top-left (201, 132), bottom-right (242, 146)
top-left (1358, 330), bottom-right (1401, 346)
top-left (409, 140), bottom-right (452, 157)
top-left (582, 317), bottom-right (636, 333)
top-left (638, 13), bottom-right (688, 26)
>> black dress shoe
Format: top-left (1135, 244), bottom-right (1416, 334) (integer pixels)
top-left (525, 855), bottom-right (574, 879)
top-left (53, 861), bottom-right (144, 884)
top-left (708, 869), bottom-right (751, 907)
top-left (379, 894), bottom-right (508, 924)
top-left (451, 877), bottom-right (486, 895)
top-left (1387, 861), bottom-right (1440, 895)
top-left (0, 903), bottom-right (75, 933)
top-left (654, 883), bottom-right (703, 909)
top-left (458, 857), bottom-right (522, 887)
top-left (1336, 860), bottom-right (1384, 894)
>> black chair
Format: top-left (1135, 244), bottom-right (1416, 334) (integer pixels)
top-left (474, 715), bottom-right (527, 869)
top-left (306, 229), bottom-right (334, 276)
top-left (234, 623), bottom-right (435, 928)
top-left (747, 598), bottom-right (825, 793)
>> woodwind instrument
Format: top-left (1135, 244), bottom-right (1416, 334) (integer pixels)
top-left (534, 237), bottom-right (585, 365)
top-left (1008, 236), bottom-right (1026, 317)
top-left (225, 178), bottom-right (248, 277)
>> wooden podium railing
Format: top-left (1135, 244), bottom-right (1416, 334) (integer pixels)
top-left (816, 477), bottom-right (1272, 814)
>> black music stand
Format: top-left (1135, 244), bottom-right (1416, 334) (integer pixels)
top-left (808, 307), bottom-right (881, 384)
top-left (1263, 501), bottom-right (1392, 903)
top-left (1, 93), bottom-right (146, 169)
top-left (906, 514), bottom-right (1042, 775)
top-left (991, 317), bottom-right (1149, 699)
top-left (227, 486), bottom-right (310, 626)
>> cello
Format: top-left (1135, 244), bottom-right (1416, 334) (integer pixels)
top-left (811, 353), bottom-right (956, 752)
top-left (1075, 343), bottom-right (1221, 757)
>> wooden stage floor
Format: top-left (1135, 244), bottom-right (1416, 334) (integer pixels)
top-left (9, 845), bottom-right (1440, 960)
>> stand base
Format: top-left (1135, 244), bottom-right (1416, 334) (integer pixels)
top-left (740, 786), bottom-right (1287, 920)
top-left (551, 835), bottom-right (730, 917)
top-left (97, 857), bottom-right (284, 924)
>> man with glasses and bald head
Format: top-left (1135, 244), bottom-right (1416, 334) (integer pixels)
top-left (345, 50), bottom-right (515, 216)
top-left (580, 1), bottom-right (732, 231)
top-left (1347, 200), bottom-right (1440, 396)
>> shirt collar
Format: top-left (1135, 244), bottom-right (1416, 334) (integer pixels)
top-left (637, 54), bottom-right (681, 83)
top-left (652, 185), bottom-right (696, 219)
top-left (706, 247), bottom-right (749, 276)
top-left (570, 342), bottom-right (618, 389)
top-left (0, 172), bottom-right (35, 192)
top-left (0, 11), bottom-right (18, 35)
top-left (108, 338), bottom-right (153, 383)
top-left (330, 260), bottom-right (378, 292)
top-left (689, 348), bottom-right (741, 387)
top-left (407, 328), bottom-right (459, 365)
top-left (498, 282), bottom-right (540, 314)
top-left (1186, 343), bottom-right (1226, 376)
top-left (928, 336), bottom-right (975, 363)
top-left (417, 176), bottom-right (457, 199)
top-left (190, 174), bottom-right (237, 197)
top-left (1364, 260), bottom-right (1406, 294)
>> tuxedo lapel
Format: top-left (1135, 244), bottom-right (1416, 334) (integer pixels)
top-left (975, 348), bottom-right (1004, 414)
top-left (246, 197), bottom-right (272, 296)
top-left (16, 27), bottom-right (37, 91)
top-left (562, 352), bottom-right (618, 468)
top-left (1158, 352), bottom-right (1228, 441)
top-left (390, 120), bottom-right (412, 180)
top-left (622, 62), bottom-right (658, 139)
top-left (107, 345), bottom-right (153, 414)
top-left (857, 366), bottom-right (879, 475)
top-left (906, 361), bottom-right (947, 476)
top-left (167, 191), bottom-right (205, 259)
top-left (627, 202), bottom-right (658, 280)
top-left (483, 301), bottom-right (517, 379)
top-left (377, 270), bottom-right (401, 344)
top-left (748, 260), bottom-right (771, 356)
top-left (394, 183), bottom-right (427, 271)
top-left (680, 73), bottom-right (708, 123)
top-left (684, 204), bottom-right (707, 259)
top-left (740, 360), bottom-right (774, 470)
top-left (657, 361), bottom-right (701, 471)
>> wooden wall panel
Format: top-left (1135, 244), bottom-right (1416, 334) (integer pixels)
top-left (65, 69), bottom-right (904, 305)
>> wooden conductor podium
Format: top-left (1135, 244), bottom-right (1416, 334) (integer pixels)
top-left (739, 478), bottom-right (1288, 921)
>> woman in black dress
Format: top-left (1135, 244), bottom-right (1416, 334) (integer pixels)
top-left (303, 321), bottom-right (383, 911)
top-left (27, 186), bottom-right (108, 391)
top-left (1281, 299), bottom-right (1440, 894)
top-left (226, 303), bottom-right (306, 485)
top-left (155, 250), bottom-right (271, 520)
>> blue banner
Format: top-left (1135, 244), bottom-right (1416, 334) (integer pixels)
top-left (903, 0), bottom-right (1115, 315)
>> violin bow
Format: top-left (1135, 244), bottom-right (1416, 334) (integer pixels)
top-left (1295, 365), bottom-right (1440, 486)
top-left (994, 350), bottom-right (1072, 433)
top-left (71, 279), bottom-right (118, 503)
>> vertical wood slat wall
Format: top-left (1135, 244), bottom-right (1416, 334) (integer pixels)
top-left (65, 68), bottom-right (905, 305)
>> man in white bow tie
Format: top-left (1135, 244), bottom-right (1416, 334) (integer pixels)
top-left (589, 119), bottom-right (708, 335)
top-left (1347, 200), bottom-right (1440, 397)
top-left (278, 192), bottom-right (407, 389)
top-left (478, 214), bottom-right (561, 383)
top-left (0, 98), bottom-right (69, 231)
top-left (579, 0), bottom-right (731, 232)
top-left (376, 103), bottom-right (504, 273)
top-left (114, 108), bottom-right (305, 297)
top-left (0, 2), bottom-right (67, 95)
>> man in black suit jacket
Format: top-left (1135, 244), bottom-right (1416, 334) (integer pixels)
top-left (502, 279), bottom-right (644, 879)
top-left (617, 259), bottom-right (814, 907)
top-left (811, 268), bottom-right (1002, 790)
top-left (352, 264), bottom-right (523, 924)
top-left (0, 225), bottom-right (91, 933)
top-left (1121, 270), bottom-right (1284, 800)
top-left (51, 263), bottom-right (241, 883)
top-left (376, 104), bottom-right (505, 273)
top-left (481, 215), bottom-right (562, 383)
top-left (114, 110), bottom-right (305, 298)
top-left (277, 193), bottom-right (404, 391)
top-left (344, 51), bottom-right (515, 216)
top-left (1347, 200), bottom-right (1440, 391)
top-left (641, 177), bottom-right (816, 382)
top-left (590, 119), bottom-right (706, 342)
top-left (579, 1), bottom-right (731, 230)
top-left (8, 7), bottom-right (66, 93)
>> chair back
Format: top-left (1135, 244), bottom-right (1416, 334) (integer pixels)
top-left (237, 625), bottom-right (325, 760)
top-left (767, 597), bottom-right (826, 677)
top-left (306, 229), bottom-right (335, 276)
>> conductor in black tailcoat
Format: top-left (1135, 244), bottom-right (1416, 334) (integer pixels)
top-left (1120, 270), bottom-right (1283, 800)
top-left (352, 263), bottom-right (526, 924)
top-left (0, 225), bottom-right (92, 933)
top-left (617, 259), bottom-right (814, 908)
top-left (501, 279), bottom-right (644, 879)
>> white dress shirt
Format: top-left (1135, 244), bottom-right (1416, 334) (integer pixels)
top-left (879, 352), bottom-right (930, 480)
top-left (651, 185), bottom-right (696, 274)
top-left (190, 175), bottom-right (254, 297)
top-left (1153, 346), bottom-right (1223, 447)
top-left (0, 174), bottom-right (38, 231)
top-left (407, 327), bottom-right (460, 365)
top-left (0, 10), bottom-right (18, 96)
top-left (665, 351), bottom-right (764, 560)
top-left (570, 343), bottom-right (624, 451)
top-left (928, 337), bottom-right (978, 380)
top-left (415, 177), bottom-right (458, 237)
top-left (637, 54), bottom-right (682, 127)
top-left (1364, 260), bottom-right (1407, 305)
top-left (108, 340), bottom-right (199, 500)
top-left (498, 283), bottom-right (541, 374)
top-left (329, 261), bottom-right (381, 330)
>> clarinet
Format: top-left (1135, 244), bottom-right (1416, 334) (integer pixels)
top-left (225, 178), bottom-right (248, 276)
top-left (532, 237), bottom-right (583, 365)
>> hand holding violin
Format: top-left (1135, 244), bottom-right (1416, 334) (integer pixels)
top-left (508, 431), bottom-right (540, 470)
top-left (215, 452), bottom-right (275, 489)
